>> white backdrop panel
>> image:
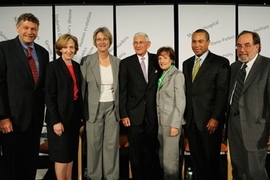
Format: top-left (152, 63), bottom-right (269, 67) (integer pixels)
top-left (179, 4), bottom-right (236, 70)
top-left (238, 6), bottom-right (270, 57)
top-left (0, 6), bottom-right (54, 61)
top-left (55, 5), bottom-right (113, 62)
top-left (116, 5), bottom-right (174, 60)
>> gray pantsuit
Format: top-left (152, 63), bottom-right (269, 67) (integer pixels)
top-left (80, 52), bottom-right (121, 180)
top-left (156, 66), bottom-right (186, 180)
top-left (86, 101), bottom-right (119, 180)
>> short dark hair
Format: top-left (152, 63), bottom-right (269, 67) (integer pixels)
top-left (16, 13), bottom-right (39, 26)
top-left (156, 46), bottom-right (175, 63)
top-left (193, 29), bottom-right (210, 41)
top-left (237, 30), bottom-right (261, 53)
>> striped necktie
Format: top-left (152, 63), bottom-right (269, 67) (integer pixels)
top-left (27, 47), bottom-right (38, 84)
top-left (230, 63), bottom-right (247, 115)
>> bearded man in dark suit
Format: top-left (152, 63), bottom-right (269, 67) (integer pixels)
top-left (228, 30), bottom-right (270, 180)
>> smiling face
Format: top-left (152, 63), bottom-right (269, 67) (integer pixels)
top-left (60, 39), bottom-right (76, 61)
top-left (191, 32), bottom-right (210, 57)
top-left (133, 35), bottom-right (151, 57)
top-left (236, 33), bottom-right (260, 62)
top-left (95, 32), bottom-right (110, 53)
top-left (158, 51), bottom-right (173, 71)
top-left (16, 20), bottom-right (39, 46)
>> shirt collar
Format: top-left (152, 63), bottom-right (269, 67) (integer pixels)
top-left (195, 50), bottom-right (209, 62)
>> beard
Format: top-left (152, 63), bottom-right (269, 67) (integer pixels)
top-left (238, 53), bottom-right (249, 63)
top-left (238, 57), bottom-right (249, 63)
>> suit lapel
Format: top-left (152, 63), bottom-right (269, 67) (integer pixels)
top-left (185, 58), bottom-right (194, 83)
top-left (110, 55), bottom-right (118, 92)
top-left (14, 38), bottom-right (34, 84)
top-left (148, 53), bottom-right (157, 82)
top-left (193, 53), bottom-right (212, 82)
top-left (58, 58), bottom-right (72, 79)
top-left (90, 52), bottom-right (101, 88)
top-left (242, 55), bottom-right (263, 93)
top-left (72, 61), bottom-right (81, 88)
top-left (159, 66), bottom-right (177, 89)
top-left (35, 44), bottom-right (46, 85)
top-left (131, 55), bottom-right (146, 82)
top-left (228, 61), bottom-right (242, 100)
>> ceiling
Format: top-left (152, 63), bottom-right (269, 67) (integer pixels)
top-left (1, 0), bottom-right (269, 5)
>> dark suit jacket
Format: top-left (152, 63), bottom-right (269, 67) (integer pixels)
top-left (0, 36), bottom-right (49, 131)
top-left (228, 54), bottom-right (270, 151)
top-left (45, 57), bottom-right (83, 126)
top-left (183, 51), bottom-right (229, 131)
top-left (119, 52), bottom-right (162, 125)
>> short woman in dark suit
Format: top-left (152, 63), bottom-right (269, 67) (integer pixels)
top-left (156, 47), bottom-right (186, 180)
top-left (45, 34), bottom-right (84, 180)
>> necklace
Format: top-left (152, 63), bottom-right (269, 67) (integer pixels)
top-left (99, 55), bottom-right (110, 67)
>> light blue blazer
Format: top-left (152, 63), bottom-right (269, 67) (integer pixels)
top-left (156, 66), bottom-right (186, 129)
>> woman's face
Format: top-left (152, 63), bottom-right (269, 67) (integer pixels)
top-left (95, 32), bottom-right (110, 52)
top-left (158, 51), bottom-right (173, 71)
top-left (60, 39), bottom-right (75, 61)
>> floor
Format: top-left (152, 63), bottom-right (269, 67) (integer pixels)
top-left (36, 169), bottom-right (48, 180)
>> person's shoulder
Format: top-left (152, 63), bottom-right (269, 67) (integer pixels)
top-left (148, 52), bottom-right (157, 57)
top-left (121, 54), bottom-right (136, 62)
top-left (259, 54), bottom-right (270, 61)
top-left (0, 37), bottom-right (16, 48)
top-left (183, 56), bottom-right (195, 64)
top-left (34, 42), bottom-right (48, 53)
top-left (230, 60), bottom-right (241, 67)
top-left (72, 59), bottom-right (80, 66)
top-left (80, 53), bottom-right (96, 64)
top-left (48, 57), bottom-right (61, 65)
top-left (173, 66), bottom-right (184, 75)
top-left (210, 51), bottom-right (229, 62)
top-left (0, 38), bottom-right (12, 45)
top-left (110, 54), bottom-right (121, 62)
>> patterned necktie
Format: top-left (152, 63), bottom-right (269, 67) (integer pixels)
top-left (140, 57), bottom-right (147, 82)
top-left (27, 47), bottom-right (38, 84)
top-left (230, 63), bottom-right (247, 115)
top-left (192, 57), bottom-right (201, 82)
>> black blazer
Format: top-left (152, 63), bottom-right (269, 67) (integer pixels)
top-left (45, 57), bottom-right (83, 126)
top-left (119, 52), bottom-right (162, 125)
top-left (182, 51), bottom-right (229, 131)
top-left (0, 36), bottom-right (49, 131)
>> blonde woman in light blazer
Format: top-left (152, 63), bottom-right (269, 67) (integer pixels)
top-left (80, 27), bottom-right (120, 180)
top-left (156, 47), bottom-right (186, 180)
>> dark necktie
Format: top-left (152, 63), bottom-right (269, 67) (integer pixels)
top-left (27, 47), bottom-right (38, 84)
top-left (230, 63), bottom-right (247, 115)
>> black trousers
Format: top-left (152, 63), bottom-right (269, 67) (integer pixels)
top-left (0, 123), bottom-right (41, 180)
top-left (127, 117), bottom-right (160, 180)
top-left (187, 120), bottom-right (223, 180)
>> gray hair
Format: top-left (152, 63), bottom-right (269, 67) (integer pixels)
top-left (133, 32), bottom-right (150, 41)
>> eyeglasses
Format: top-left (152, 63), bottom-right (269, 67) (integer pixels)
top-left (235, 43), bottom-right (254, 50)
top-left (96, 38), bottom-right (109, 42)
top-left (133, 41), bottom-right (147, 46)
